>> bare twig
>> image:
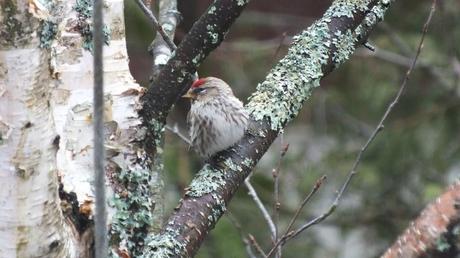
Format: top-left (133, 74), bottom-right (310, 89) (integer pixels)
top-left (226, 213), bottom-right (258, 258)
top-left (363, 41), bottom-right (376, 52)
top-left (284, 175), bottom-right (327, 235)
top-left (270, 32), bottom-right (287, 66)
top-left (376, 21), bottom-right (450, 89)
top-left (248, 234), bottom-right (268, 258)
top-left (265, 176), bottom-right (326, 257)
top-left (134, 0), bottom-right (177, 51)
top-left (266, 1), bottom-right (436, 257)
top-left (149, 0), bottom-right (181, 78)
top-left (165, 124), bottom-right (191, 145)
top-left (272, 135), bottom-right (288, 258)
top-left (379, 22), bottom-right (413, 56)
top-left (356, 47), bottom-right (451, 89)
top-left (245, 175), bottom-right (277, 241)
top-left (328, 102), bottom-right (374, 137)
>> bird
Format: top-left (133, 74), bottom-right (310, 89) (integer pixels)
top-left (182, 77), bottom-right (249, 159)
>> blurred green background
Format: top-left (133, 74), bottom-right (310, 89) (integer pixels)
top-left (124, 0), bottom-right (460, 257)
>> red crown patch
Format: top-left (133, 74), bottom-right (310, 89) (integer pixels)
top-left (191, 78), bottom-right (206, 88)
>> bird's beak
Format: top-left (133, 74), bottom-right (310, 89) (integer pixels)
top-left (182, 89), bottom-right (195, 99)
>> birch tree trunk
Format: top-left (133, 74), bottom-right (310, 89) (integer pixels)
top-left (0, 0), bottom-right (159, 257)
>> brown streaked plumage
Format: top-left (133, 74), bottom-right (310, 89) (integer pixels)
top-left (183, 77), bottom-right (248, 159)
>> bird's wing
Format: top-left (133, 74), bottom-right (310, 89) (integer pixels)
top-left (186, 112), bottom-right (193, 150)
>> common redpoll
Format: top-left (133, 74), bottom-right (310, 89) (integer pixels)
top-left (182, 77), bottom-right (248, 159)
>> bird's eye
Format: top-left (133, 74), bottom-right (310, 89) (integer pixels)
top-left (192, 87), bottom-right (207, 94)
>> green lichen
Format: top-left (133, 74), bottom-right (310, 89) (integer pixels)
top-left (208, 6), bottom-right (216, 14)
top-left (206, 24), bottom-right (219, 44)
top-left (149, 119), bottom-right (165, 152)
top-left (332, 29), bottom-right (356, 64)
top-left (186, 165), bottom-right (226, 197)
top-left (0, 0), bottom-right (24, 46)
top-left (453, 224), bottom-right (460, 236)
top-left (109, 167), bottom-right (156, 257)
top-left (435, 234), bottom-right (451, 252)
top-left (236, 0), bottom-right (248, 6)
top-left (176, 69), bottom-right (188, 83)
top-left (74, 0), bottom-right (111, 51)
top-left (192, 52), bottom-right (203, 64)
top-left (208, 193), bottom-right (226, 226)
top-left (246, 20), bottom-right (330, 131)
top-left (208, 32), bottom-right (219, 44)
top-left (246, 0), bottom-right (392, 131)
top-left (223, 158), bottom-right (242, 172)
top-left (142, 229), bottom-right (186, 258)
top-left (242, 158), bottom-right (254, 167)
top-left (356, 1), bottom-right (389, 39)
top-left (369, 4), bottom-right (388, 21)
top-left (39, 20), bottom-right (57, 48)
top-left (325, 0), bottom-right (371, 18)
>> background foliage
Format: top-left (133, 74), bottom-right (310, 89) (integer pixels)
top-left (124, 0), bottom-right (459, 257)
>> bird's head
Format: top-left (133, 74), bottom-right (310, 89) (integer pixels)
top-left (182, 77), bottom-right (233, 101)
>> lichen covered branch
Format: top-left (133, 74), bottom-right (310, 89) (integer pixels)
top-left (144, 0), bottom-right (393, 257)
top-left (140, 0), bottom-right (251, 143)
top-left (381, 181), bottom-right (460, 258)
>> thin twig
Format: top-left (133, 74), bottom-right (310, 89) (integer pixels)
top-left (150, 0), bottom-right (180, 78)
top-left (266, 1), bottom-right (436, 257)
top-left (270, 32), bottom-right (287, 66)
top-left (272, 166), bottom-right (280, 243)
top-left (272, 135), bottom-right (288, 258)
top-left (134, 0), bottom-right (177, 50)
top-left (356, 47), bottom-right (451, 89)
top-left (165, 124), bottom-right (191, 145)
top-left (245, 175), bottom-right (277, 241)
top-left (265, 176), bottom-right (326, 257)
top-left (284, 175), bottom-right (327, 235)
top-left (226, 213), bottom-right (258, 258)
top-left (379, 22), bottom-right (413, 56)
top-left (248, 234), bottom-right (268, 258)
top-left (93, 0), bottom-right (107, 256)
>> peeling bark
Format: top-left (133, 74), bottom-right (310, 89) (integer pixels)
top-left (0, 1), bottom-right (76, 257)
top-left (1, 0), bottom-right (154, 256)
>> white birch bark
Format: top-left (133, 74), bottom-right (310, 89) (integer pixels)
top-left (0, 0), bottom-right (147, 256)
top-left (0, 0), bottom-right (77, 256)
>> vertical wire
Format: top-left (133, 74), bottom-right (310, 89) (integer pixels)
top-left (93, 0), bottom-right (107, 256)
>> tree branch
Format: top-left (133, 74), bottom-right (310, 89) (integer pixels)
top-left (134, 0), bottom-right (177, 51)
top-left (147, 0), bottom-right (181, 78)
top-left (225, 212), bottom-right (259, 258)
top-left (265, 176), bottom-right (327, 257)
top-left (143, 1), bottom-right (394, 257)
top-left (266, 2), bottom-right (436, 255)
top-left (140, 0), bottom-right (251, 148)
top-left (381, 181), bottom-right (460, 258)
top-left (244, 175), bottom-right (277, 240)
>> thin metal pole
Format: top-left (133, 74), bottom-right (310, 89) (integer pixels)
top-left (93, 0), bottom-right (107, 256)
